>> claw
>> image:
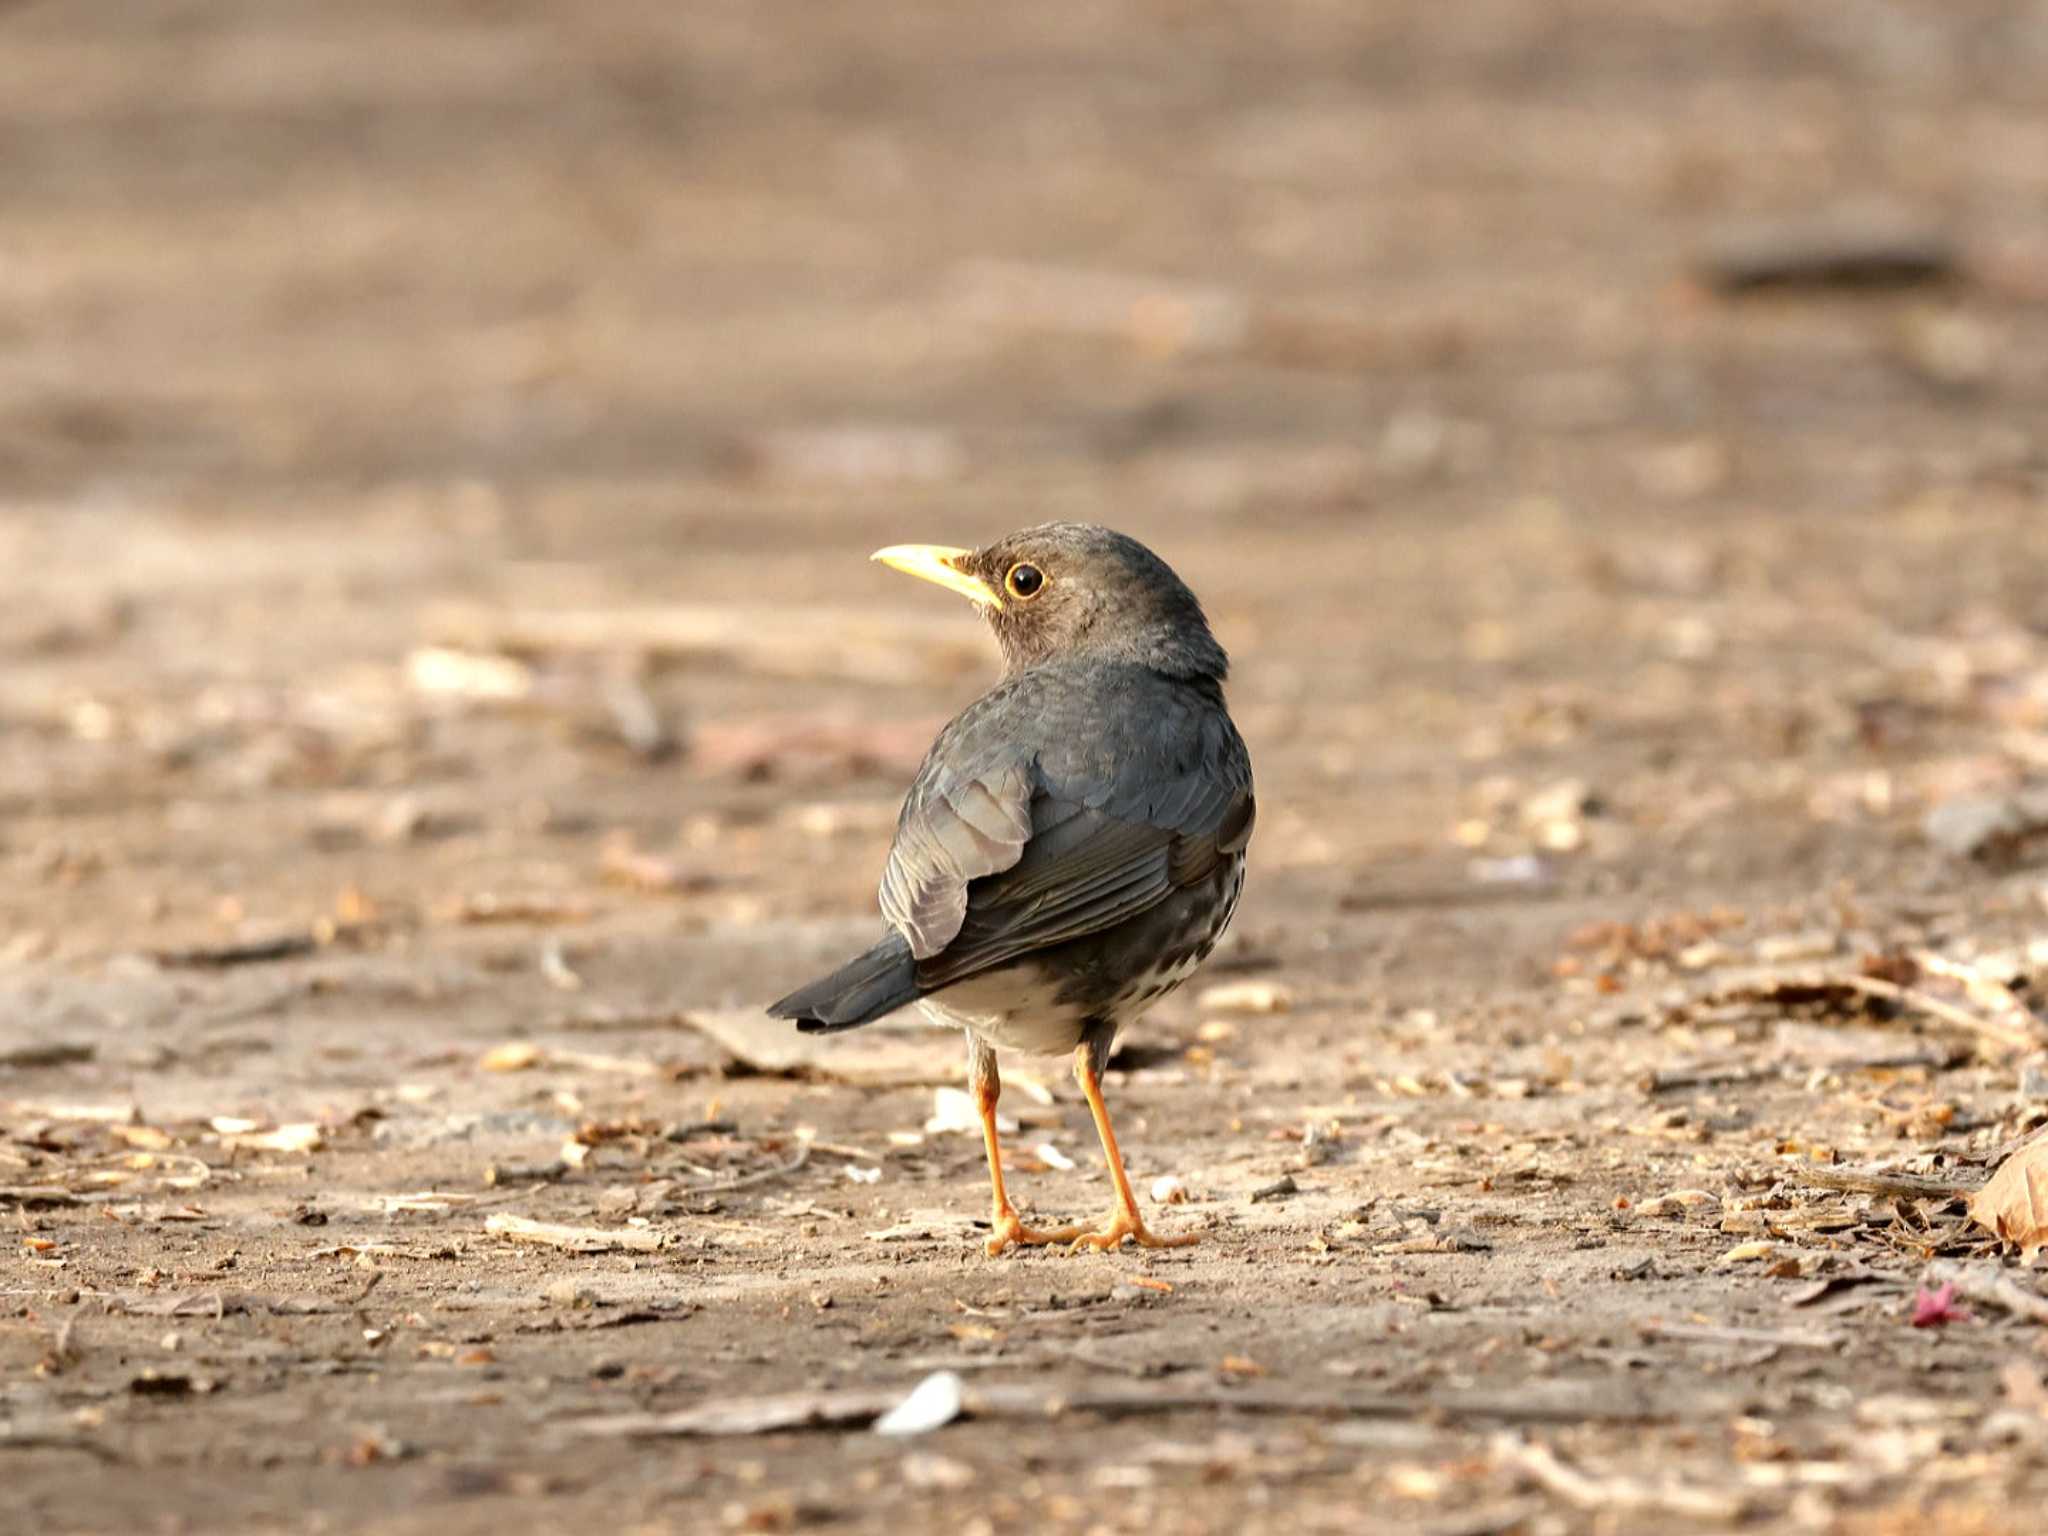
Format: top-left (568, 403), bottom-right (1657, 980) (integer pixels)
top-left (1067, 1205), bottom-right (1197, 1252)
top-left (986, 1206), bottom-right (1083, 1256)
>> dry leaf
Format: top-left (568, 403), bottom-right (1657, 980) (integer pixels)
top-left (1969, 1133), bottom-right (2048, 1259)
top-left (873, 1371), bottom-right (964, 1437)
top-left (1035, 1142), bottom-right (1076, 1172)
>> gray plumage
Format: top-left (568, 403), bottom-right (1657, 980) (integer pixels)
top-left (769, 524), bottom-right (1254, 1069)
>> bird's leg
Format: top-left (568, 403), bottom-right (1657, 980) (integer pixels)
top-left (970, 1038), bottom-right (1080, 1256)
top-left (1068, 1038), bottom-right (1196, 1252)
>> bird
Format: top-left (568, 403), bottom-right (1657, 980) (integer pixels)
top-left (769, 523), bottom-right (1254, 1254)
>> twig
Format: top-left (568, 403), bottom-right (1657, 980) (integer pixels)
top-left (1649, 1044), bottom-right (1955, 1094)
top-left (1790, 1166), bottom-right (1972, 1201)
top-left (1696, 216), bottom-right (1956, 294)
top-left (544, 1048), bottom-right (672, 1079)
top-left (1642, 1060), bottom-right (1775, 1094)
top-left (1636, 1321), bottom-right (1842, 1351)
top-left (0, 1042), bottom-right (95, 1069)
top-left (0, 1186), bottom-right (83, 1207)
top-left (1492, 1434), bottom-right (1750, 1521)
top-left (0, 1429), bottom-right (119, 1462)
top-left (682, 1144), bottom-right (811, 1194)
top-left (1913, 953), bottom-right (2048, 1049)
top-left (568, 1378), bottom-right (1682, 1440)
top-left (484, 1214), bottom-right (666, 1254)
top-left (151, 932), bottom-right (321, 968)
top-left (1837, 974), bottom-right (2045, 1054)
top-left (1922, 1260), bottom-right (2048, 1325)
top-left (484, 1160), bottom-right (571, 1187)
top-left (150, 921), bottom-right (381, 970)
top-left (1062, 1345), bottom-right (1171, 1380)
top-left (1653, 962), bottom-right (2048, 1056)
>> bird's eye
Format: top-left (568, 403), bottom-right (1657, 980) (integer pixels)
top-left (1005, 563), bottom-right (1046, 600)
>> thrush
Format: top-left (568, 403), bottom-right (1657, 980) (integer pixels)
top-left (769, 523), bottom-right (1254, 1254)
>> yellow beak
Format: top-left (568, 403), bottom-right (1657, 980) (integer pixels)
top-left (870, 544), bottom-right (1003, 610)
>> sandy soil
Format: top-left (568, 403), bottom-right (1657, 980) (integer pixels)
top-left (5, 2), bottom-right (2048, 1532)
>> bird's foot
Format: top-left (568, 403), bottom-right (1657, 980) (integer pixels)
top-left (985, 1206), bottom-right (1083, 1257)
top-left (1068, 1204), bottom-right (1196, 1253)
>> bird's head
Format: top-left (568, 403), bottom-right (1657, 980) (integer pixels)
top-left (871, 523), bottom-right (1228, 681)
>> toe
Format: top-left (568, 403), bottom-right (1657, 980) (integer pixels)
top-left (986, 1212), bottom-right (1083, 1255)
top-left (1066, 1210), bottom-right (1196, 1252)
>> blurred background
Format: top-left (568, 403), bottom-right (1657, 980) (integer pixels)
top-left (7, 5), bottom-right (2048, 1527)
top-left (6, 0), bottom-right (2047, 969)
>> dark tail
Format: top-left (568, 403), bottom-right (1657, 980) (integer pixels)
top-left (768, 932), bottom-right (920, 1034)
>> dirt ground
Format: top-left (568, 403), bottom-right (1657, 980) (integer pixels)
top-left (7, 2), bottom-right (2048, 1532)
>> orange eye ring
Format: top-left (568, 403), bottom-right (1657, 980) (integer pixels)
top-left (1005, 563), bottom-right (1046, 600)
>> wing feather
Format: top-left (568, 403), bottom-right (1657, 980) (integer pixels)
top-left (876, 667), bottom-right (1253, 990)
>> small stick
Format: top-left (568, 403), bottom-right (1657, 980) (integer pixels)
top-left (682, 1144), bottom-right (811, 1194)
top-left (484, 1214), bottom-right (665, 1254)
top-left (1642, 1061), bottom-right (1775, 1094)
top-left (1636, 1321), bottom-right (1842, 1351)
top-left (1493, 1434), bottom-right (1749, 1521)
top-left (570, 1378), bottom-right (1683, 1440)
top-left (151, 932), bottom-right (318, 968)
top-left (150, 922), bottom-right (375, 970)
top-left (0, 1043), bottom-right (95, 1069)
top-left (1790, 1166), bottom-right (1972, 1200)
top-left (0, 1429), bottom-right (120, 1462)
top-left (1913, 953), bottom-right (2048, 1048)
top-left (0, 1187), bottom-right (83, 1207)
top-left (1836, 974), bottom-right (2045, 1054)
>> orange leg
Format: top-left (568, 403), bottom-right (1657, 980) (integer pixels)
top-left (973, 1055), bottom-right (1080, 1257)
top-left (1068, 1046), bottom-right (1196, 1252)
